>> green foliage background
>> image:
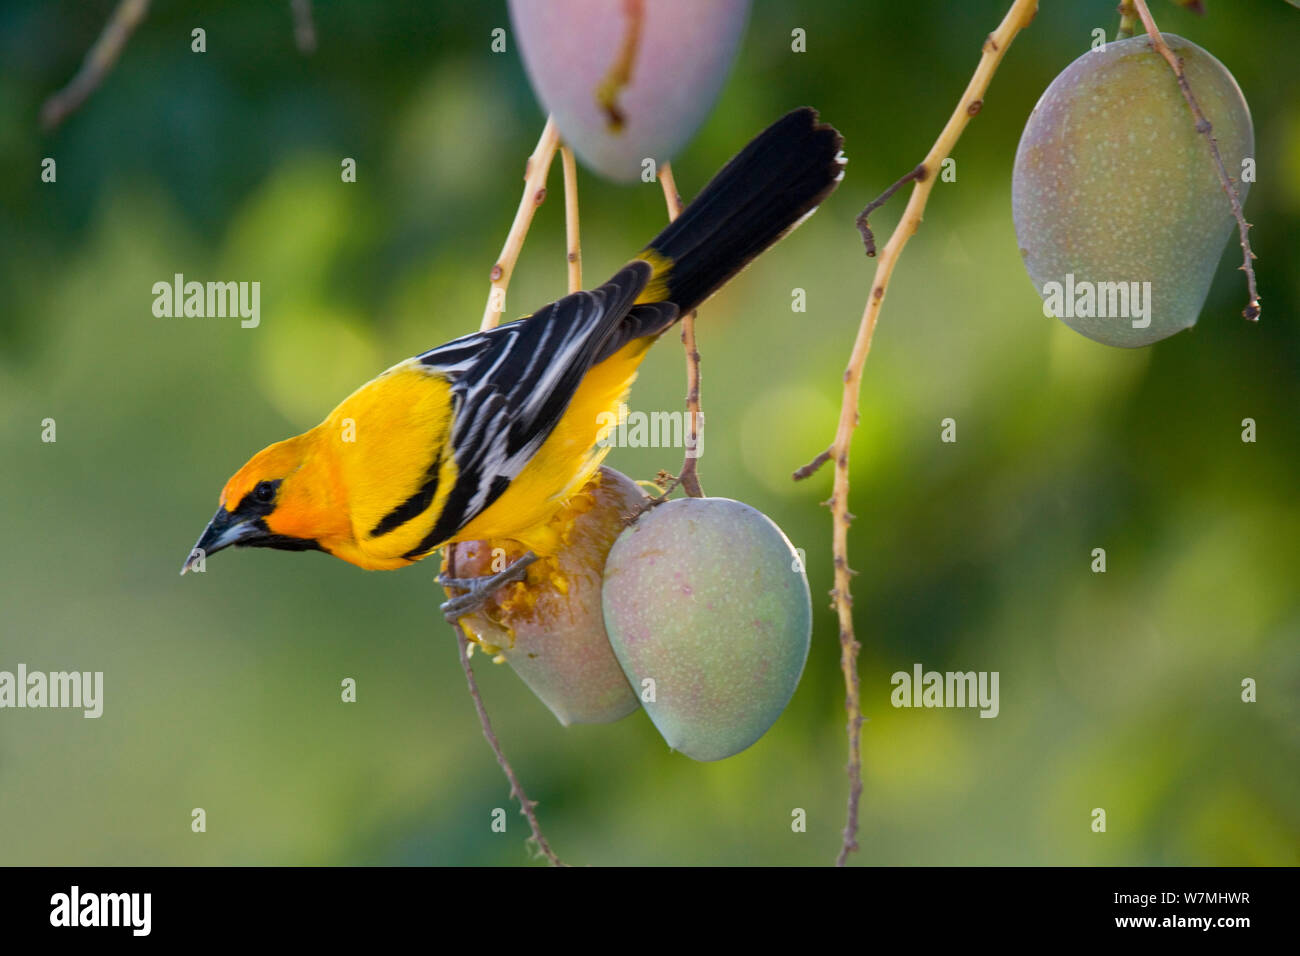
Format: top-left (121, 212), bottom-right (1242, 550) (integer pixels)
top-left (1, 0), bottom-right (1297, 865)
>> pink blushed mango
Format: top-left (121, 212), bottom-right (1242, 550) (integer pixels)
top-left (508, 0), bottom-right (751, 182)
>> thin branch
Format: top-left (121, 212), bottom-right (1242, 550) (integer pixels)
top-left (448, 119), bottom-right (568, 865)
top-left (454, 626), bottom-right (567, 866)
top-left (290, 0), bottom-right (317, 55)
top-left (1130, 0), bottom-right (1259, 320)
top-left (40, 0), bottom-right (150, 132)
top-left (624, 473), bottom-right (683, 524)
top-left (855, 164), bottom-right (927, 257)
top-left (792, 449), bottom-right (832, 482)
top-left (658, 162), bottom-right (705, 498)
top-left (481, 117), bottom-right (561, 330)
top-left (797, 0), bottom-right (1040, 868)
top-left (561, 146), bottom-right (583, 293)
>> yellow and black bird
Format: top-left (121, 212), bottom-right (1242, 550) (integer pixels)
top-left (183, 108), bottom-right (844, 608)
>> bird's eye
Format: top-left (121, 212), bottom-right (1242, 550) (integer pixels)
top-left (253, 480), bottom-right (277, 504)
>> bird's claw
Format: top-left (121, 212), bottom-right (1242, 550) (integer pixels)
top-left (438, 551), bottom-right (539, 625)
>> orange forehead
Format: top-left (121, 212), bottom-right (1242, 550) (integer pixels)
top-left (220, 468), bottom-right (257, 511)
top-left (219, 438), bottom-right (308, 509)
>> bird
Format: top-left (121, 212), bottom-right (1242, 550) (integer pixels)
top-left (182, 107), bottom-right (845, 612)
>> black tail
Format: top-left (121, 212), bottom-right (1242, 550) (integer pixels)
top-left (643, 107), bottom-right (845, 315)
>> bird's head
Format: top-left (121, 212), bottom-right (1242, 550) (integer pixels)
top-left (181, 432), bottom-right (339, 574)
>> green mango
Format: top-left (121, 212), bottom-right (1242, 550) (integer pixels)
top-left (1012, 34), bottom-right (1254, 347)
top-left (602, 497), bottom-right (811, 762)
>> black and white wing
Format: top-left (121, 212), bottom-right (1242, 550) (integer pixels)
top-left (406, 260), bottom-right (666, 554)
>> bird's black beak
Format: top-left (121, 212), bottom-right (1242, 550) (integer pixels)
top-left (180, 507), bottom-right (260, 575)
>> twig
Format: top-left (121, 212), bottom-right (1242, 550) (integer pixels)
top-left (453, 627), bottom-right (567, 866)
top-left (482, 117), bottom-right (561, 330)
top-left (291, 0), bottom-right (317, 54)
top-left (795, 0), bottom-right (1039, 868)
top-left (1117, 1), bottom-right (1138, 39)
top-left (40, 0), bottom-right (150, 132)
top-left (658, 162), bottom-right (705, 498)
top-left (791, 450), bottom-right (831, 481)
top-left (856, 165), bottom-right (926, 257)
top-left (1130, 0), bottom-right (1259, 320)
top-left (561, 146), bottom-right (583, 293)
top-left (450, 118), bottom-right (567, 865)
top-left (624, 472), bottom-right (683, 523)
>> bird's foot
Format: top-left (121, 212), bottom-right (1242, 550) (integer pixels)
top-left (438, 551), bottom-right (539, 625)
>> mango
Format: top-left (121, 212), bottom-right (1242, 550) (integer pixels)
top-left (449, 468), bottom-right (645, 726)
top-left (601, 497), bottom-right (811, 761)
top-left (1012, 34), bottom-right (1253, 347)
top-left (507, 0), bottom-right (750, 182)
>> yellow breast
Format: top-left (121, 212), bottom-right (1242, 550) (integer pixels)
top-left (315, 362), bottom-right (460, 568)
